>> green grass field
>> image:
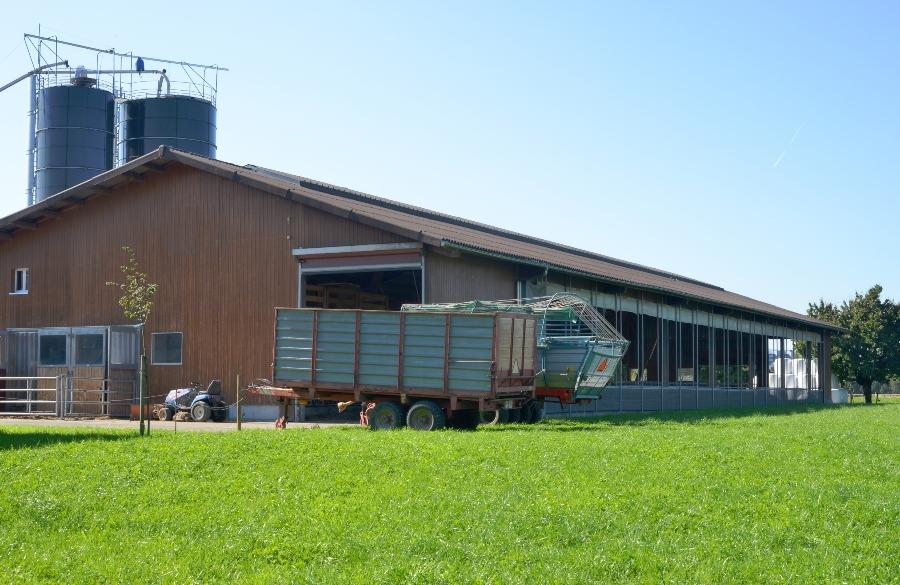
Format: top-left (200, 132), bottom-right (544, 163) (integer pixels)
top-left (1, 404), bottom-right (897, 584)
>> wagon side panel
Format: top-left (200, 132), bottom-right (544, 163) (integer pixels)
top-left (358, 311), bottom-right (401, 387)
top-left (314, 311), bottom-right (357, 385)
top-left (401, 313), bottom-right (447, 390)
top-left (447, 314), bottom-right (494, 393)
top-left (274, 309), bottom-right (314, 384)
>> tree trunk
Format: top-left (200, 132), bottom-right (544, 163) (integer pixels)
top-left (863, 382), bottom-right (873, 404)
top-left (139, 353), bottom-right (147, 435)
top-left (142, 353), bottom-right (150, 436)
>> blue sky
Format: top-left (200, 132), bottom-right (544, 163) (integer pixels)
top-left (0, 1), bottom-right (897, 313)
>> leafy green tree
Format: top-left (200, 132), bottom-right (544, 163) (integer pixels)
top-left (808, 285), bottom-right (900, 403)
top-left (106, 246), bottom-right (158, 434)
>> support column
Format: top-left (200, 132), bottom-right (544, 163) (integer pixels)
top-left (822, 332), bottom-right (832, 403)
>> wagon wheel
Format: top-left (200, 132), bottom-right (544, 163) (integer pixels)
top-left (406, 400), bottom-right (446, 431)
top-left (368, 402), bottom-right (406, 430)
top-left (478, 409), bottom-right (508, 425)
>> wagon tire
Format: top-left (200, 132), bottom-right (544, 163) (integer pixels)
top-left (406, 400), bottom-right (446, 431)
top-left (479, 409), bottom-right (508, 425)
top-left (369, 402), bottom-right (406, 430)
top-left (191, 401), bottom-right (212, 422)
top-left (506, 408), bottom-right (522, 423)
top-left (157, 407), bottom-right (172, 421)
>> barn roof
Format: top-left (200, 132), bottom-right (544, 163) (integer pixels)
top-left (0, 147), bottom-right (839, 331)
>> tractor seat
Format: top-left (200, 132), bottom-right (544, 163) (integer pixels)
top-left (206, 379), bottom-right (223, 395)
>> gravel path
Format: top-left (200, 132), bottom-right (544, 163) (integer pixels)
top-left (0, 417), bottom-right (351, 432)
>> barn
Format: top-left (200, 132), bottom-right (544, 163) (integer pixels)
top-left (0, 147), bottom-right (839, 419)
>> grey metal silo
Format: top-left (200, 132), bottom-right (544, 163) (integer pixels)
top-left (34, 78), bottom-right (115, 201)
top-left (117, 95), bottom-right (217, 163)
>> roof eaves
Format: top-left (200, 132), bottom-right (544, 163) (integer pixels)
top-left (441, 240), bottom-right (844, 332)
top-left (0, 147), bottom-right (174, 240)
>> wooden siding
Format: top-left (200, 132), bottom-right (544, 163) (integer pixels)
top-left (0, 164), bottom-right (406, 404)
top-left (425, 251), bottom-right (516, 303)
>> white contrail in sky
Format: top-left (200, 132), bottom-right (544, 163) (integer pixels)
top-left (773, 124), bottom-right (805, 169)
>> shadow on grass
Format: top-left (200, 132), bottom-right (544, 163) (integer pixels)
top-left (479, 402), bottom-right (882, 432)
top-left (0, 429), bottom-right (135, 451)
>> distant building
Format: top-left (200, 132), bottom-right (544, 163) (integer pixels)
top-left (0, 147), bottom-right (839, 419)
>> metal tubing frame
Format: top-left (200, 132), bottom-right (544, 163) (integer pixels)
top-left (24, 34), bottom-right (228, 71)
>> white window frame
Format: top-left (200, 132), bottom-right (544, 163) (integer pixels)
top-left (11, 268), bottom-right (29, 295)
top-left (151, 331), bottom-right (183, 366)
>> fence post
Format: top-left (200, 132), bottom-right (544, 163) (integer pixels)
top-left (56, 375), bottom-right (63, 418)
top-left (236, 374), bottom-right (241, 431)
top-left (139, 354), bottom-right (146, 436)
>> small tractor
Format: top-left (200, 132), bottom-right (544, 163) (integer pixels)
top-left (156, 380), bottom-right (228, 422)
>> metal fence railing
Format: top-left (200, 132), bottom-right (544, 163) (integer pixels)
top-left (0, 375), bottom-right (136, 418)
top-left (0, 376), bottom-right (66, 416)
top-left (543, 384), bottom-right (828, 416)
top-left (62, 376), bottom-right (136, 418)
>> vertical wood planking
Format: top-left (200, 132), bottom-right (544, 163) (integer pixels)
top-left (0, 165), bottom-right (409, 404)
top-left (425, 251), bottom-right (516, 303)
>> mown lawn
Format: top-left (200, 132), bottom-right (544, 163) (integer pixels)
top-left (1, 404), bottom-right (897, 584)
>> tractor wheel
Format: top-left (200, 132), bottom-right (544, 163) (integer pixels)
top-left (478, 409), bottom-right (509, 425)
top-left (157, 407), bottom-right (172, 421)
top-left (506, 408), bottom-right (522, 423)
top-left (406, 400), bottom-right (446, 431)
top-left (447, 409), bottom-right (479, 430)
top-left (368, 402), bottom-right (406, 430)
top-left (191, 401), bottom-right (212, 422)
top-left (211, 406), bottom-right (227, 422)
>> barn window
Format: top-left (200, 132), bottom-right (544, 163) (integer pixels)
top-left (39, 334), bottom-right (68, 366)
top-left (75, 333), bottom-right (105, 366)
top-left (11, 268), bottom-right (28, 294)
top-left (152, 332), bottom-right (183, 365)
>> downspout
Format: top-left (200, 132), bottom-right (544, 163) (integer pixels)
top-left (420, 251), bottom-right (426, 303)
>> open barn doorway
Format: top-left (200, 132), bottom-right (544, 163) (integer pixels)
top-left (295, 242), bottom-right (425, 311)
top-left (303, 270), bottom-right (422, 310)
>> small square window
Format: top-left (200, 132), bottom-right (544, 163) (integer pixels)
top-left (152, 332), bottom-right (183, 365)
top-left (11, 268), bottom-right (28, 294)
top-left (39, 334), bottom-right (68, 366)
top-left (75, 333), bottom-right (105, 366)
